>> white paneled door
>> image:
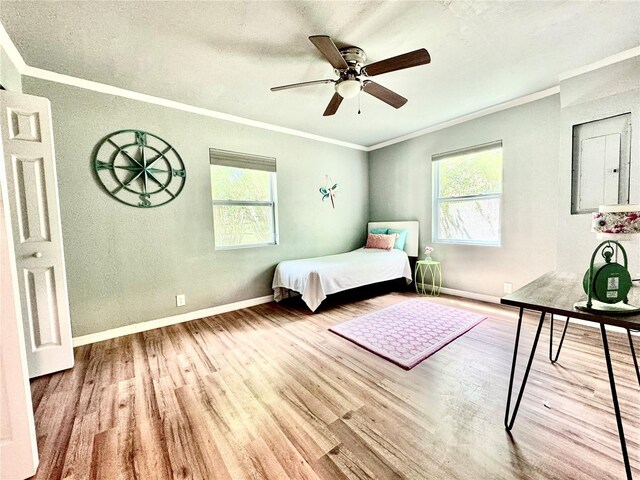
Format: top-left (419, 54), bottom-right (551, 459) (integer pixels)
top-left (0, 152), bottom-right (39, 478)
top-left (0, 90), bottom-right (73, 378)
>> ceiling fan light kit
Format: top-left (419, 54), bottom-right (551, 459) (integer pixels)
top-left (336, 79), bottom-right (362, 99)
top-left (271, 35), bottom-right (430, 116)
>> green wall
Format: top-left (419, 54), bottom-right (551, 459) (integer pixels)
top-left (25, 61), bottom-right (635, 337)
top-left (23, 77), bottom-right (369, 337)
top-left (369, 95), bottom-right (561, 297)
top-left (368, 60), bottom-right (640, 298)
top-left (0, 45), bottom-right (22, 92)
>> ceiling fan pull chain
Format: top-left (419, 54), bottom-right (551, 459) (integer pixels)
top-left (358, 93), bottom-right (361, 115)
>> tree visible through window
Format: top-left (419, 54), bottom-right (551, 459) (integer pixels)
top-left (432, 142), bottom-right (502, 245)
top-left (210, 149), bottom-right (278, 248)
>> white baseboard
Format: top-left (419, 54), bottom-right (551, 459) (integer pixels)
top-left (73, 288), bottom-right (638, 348)
top-left (434, 287), bottom-right (638, 336)
top-left (438, 286), bottom-right (501, 304)
top-left (547, 316), bottom-right (638, 336)
top-left (72, 295), bottom-right (274, 347)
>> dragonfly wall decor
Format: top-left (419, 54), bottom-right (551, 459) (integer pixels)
top-left (319, 176), bottom-right (338, 208)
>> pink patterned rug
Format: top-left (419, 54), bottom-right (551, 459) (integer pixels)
top-left (329, 299), bottom-right (487, 369)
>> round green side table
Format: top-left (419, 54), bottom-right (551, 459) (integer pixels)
top-left (415, 259), bottom-right (442, 296)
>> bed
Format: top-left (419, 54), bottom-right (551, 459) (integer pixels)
top-left (272, 221), bottom-right (419, 311)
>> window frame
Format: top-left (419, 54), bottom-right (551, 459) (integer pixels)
top-left (432, 142), bottom-right (503, 247)
top-left (210, 150), bottom-right (279, 250)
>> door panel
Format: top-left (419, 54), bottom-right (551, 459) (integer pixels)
top-left (1, 90), bottom-right (73, 378)
top-left (0, 167), bottom-right (39, 478)
top-left (12, 155), bottom-right (51, 243)
top-left (24, 267), bottom-right (62, 349)
top-left (7, 108), bottom-right (42, 142)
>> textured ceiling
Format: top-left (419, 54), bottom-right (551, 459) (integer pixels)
top-left (2, 1), bottom-right (639, 147)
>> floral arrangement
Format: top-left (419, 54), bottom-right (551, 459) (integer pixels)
top-left (424, 245), bottom-right (434, 259)
top-left (592, 211), bottom-right (640, 236)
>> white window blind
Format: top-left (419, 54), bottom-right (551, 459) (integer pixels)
top-left (432, 141), bottom-right (503, 246)
top-left (210, 149), bottom-right (278, 249)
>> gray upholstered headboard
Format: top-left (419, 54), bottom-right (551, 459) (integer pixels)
top-left (367, 221), bottom-right (419, 256)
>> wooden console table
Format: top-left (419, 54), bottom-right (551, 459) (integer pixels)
top-left (501, 271), bottom-right (639, 480)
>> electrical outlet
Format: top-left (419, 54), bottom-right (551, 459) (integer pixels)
top-left (176, 294), bottom-right (186, 307)
top-left (503, 283), bottom-right (513, 294)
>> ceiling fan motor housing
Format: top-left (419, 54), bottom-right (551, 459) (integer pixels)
top-left (333, 47), bottom-right (366, 98)
top-left (339, 47), bottom-right (367, 69)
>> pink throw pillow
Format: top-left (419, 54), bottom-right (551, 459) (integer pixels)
top-left (365, 233), bottom-right (397, 251)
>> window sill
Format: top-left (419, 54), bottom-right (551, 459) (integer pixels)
top-left (433, 239), bottom-right (501, 247)
top-left (215, 242), bottom-right (279, 251)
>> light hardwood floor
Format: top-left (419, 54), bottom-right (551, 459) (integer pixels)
top-left (28, 291), bottom-right (639, 480)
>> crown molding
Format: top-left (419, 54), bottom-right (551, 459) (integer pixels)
top-left (363, 45), bottom-right (639, 151)
top-left (0, 22), bottom-right (26, 73)
top-left (366, 86), bottom-right (560, 151)
top-left (1, 22), bottom-right (367, 151)
top-left (558, 45), bottom-right (640, 82)
top-left (22, 65), bottom-right (369, 151)
top-left (0, 22), bottom-right (555, 153)
top-left (3, 20), bottom-right (638, 152)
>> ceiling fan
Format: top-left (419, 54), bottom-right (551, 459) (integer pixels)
top-left (271, 35), bottom-right (431, 116)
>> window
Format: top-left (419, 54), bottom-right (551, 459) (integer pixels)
top-left (210, 148), bottom-right (278, 249)
top-left (432, 141), bottom-right (502, 246)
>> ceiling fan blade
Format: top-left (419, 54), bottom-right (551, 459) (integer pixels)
top-left (323, 92), bottom-right (343, 116)
top-left (363, 81), bottom-right (407, 109)
top-left (362, 48), bottom-right (431, 77)
top-left (309, 35), bottom-right (348, 70)
top-left (271, 79), bottom-right (335, 92)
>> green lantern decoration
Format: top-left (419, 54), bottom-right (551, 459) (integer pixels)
top-left (575, 241), bottom-right (637, 313)
top-left (574, 205), bottom-right (640, 315)
top-left (93, 130), bottom-right (186, 208)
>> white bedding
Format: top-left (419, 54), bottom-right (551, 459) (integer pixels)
top-left (272, 248), bottom-right (412, 311)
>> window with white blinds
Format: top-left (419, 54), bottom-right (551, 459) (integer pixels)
top-left (210, 148), bottom-right (278, 249)
top-left (432, 141), bottom-right (503, 246)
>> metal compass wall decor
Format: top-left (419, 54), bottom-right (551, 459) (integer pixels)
top-left (93, 130), bottom-right (186, 208)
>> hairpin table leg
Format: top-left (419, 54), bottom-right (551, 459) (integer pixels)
top-left (504, 309), bottom-right (545, 431)
top-left (549, 314), bottom-right (570, 364)
top-left (601, 324), bottom-right (633, 480)
top-left (627, 329), bottom-right (639, 386)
